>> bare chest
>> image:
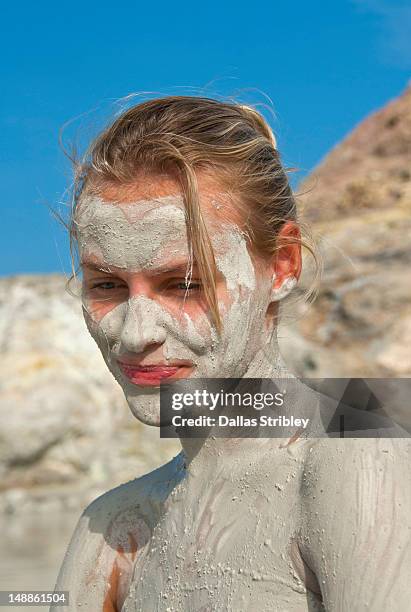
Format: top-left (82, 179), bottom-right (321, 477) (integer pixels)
top-left (122, 452), bottom-right (323, 611)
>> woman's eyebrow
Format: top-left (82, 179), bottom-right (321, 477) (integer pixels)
top-left (81, 261), bottom-right (115, 273)
top-left (81, 259), bottom-right (199, 275)
top-left (149, 261), bottom-right (198, 275)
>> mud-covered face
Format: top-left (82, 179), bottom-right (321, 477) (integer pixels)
top-left (75, 190), bottom-right (294, 426)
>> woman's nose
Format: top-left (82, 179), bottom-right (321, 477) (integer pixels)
top-left (119, 296), bottom-right (167, 354)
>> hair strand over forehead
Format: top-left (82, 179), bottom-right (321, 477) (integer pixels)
top-left (69, 96), bottom-right (321, 330)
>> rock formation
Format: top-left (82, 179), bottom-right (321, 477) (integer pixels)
top-left (280, 84), bottom-right (411, 389)
top-left (0, 275), bottom-right (179, 516)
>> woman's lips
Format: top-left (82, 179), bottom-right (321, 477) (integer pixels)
top-left (118, 362), bottom-right (190, 387)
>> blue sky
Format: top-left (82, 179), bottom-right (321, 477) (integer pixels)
top-left (1, 0), bottom-right (410, 276)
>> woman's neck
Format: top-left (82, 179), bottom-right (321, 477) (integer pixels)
top-left (179, 334), bottom-right (296, 471)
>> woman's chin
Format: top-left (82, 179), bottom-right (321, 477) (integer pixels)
top-left (126, 393), bottom-right (162, 427)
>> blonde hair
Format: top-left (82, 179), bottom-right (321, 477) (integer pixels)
top-left (69, 96), bottom-right (320, 332)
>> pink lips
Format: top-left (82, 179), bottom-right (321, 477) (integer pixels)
top-left (118, 362), bottom-right (188, 387)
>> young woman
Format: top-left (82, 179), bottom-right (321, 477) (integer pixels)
top-left (53, 97), bottom-right (410, 611)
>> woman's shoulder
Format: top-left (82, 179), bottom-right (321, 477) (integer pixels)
top-left (303, 431), bottom-right (411, 463)
top-left (301, 435), bottom-right (411, 501)
top-left (52, 452), bottom-right (185, 609)
top-left (83, 451), bottom-right (184, 528)
top-left (297, 433), bottom-right (411, 610)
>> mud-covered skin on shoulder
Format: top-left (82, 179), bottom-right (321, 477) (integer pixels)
top-left (53, 434), bottom-right (411, 612)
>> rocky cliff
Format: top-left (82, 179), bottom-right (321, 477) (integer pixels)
top-left (281, 83), bottom-right (411, 387)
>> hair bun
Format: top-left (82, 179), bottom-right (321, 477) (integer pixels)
top-left (238, 105), bottom-right (277, 149)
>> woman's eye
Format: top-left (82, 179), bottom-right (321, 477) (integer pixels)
top-left (87, 280), bottom-right (128, 295)
top-left (168, 280), bottom-right (202, 294)
top-left (91, 281), bottom-right (118, 290)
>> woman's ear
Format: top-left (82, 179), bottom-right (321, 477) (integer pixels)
top-left (270, 221), bottom-right (302, 302)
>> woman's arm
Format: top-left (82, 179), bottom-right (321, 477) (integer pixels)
top-left (51, 509), bottom-right (115, 611)
top-left (299, 437), bottom-right (411, 611)
top-left (51, 487), bottom-right (147, 612)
